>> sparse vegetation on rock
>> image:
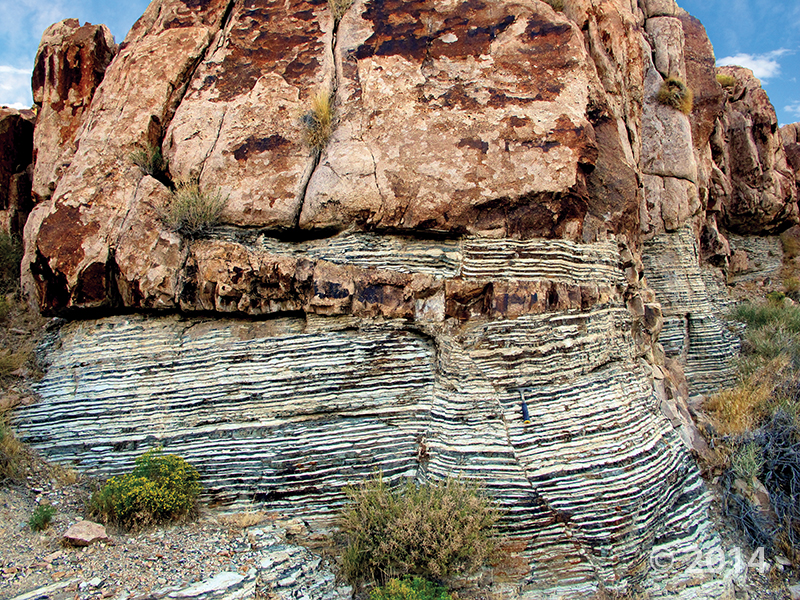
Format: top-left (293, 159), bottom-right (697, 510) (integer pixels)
top-left (0, 232), bottom-right (22, 295)
top-left (328, 0), bottom-right (353, 23)
top-left (716, 73), bottom-right (737, 88)
top-left (130, 144), bottom-right (169, 180)
top-left (160, 180), bottom-right (227, 237)
top-left (301, 91), bottom-right (334, 153)
top-left (1, 416), bottom-right (27, 481)
top-left (338, 473), bottom-right (499, 586)
top-left (657, 77), bottom-right (694, 114)
top-left (90, 448), bottom-right (200, 530)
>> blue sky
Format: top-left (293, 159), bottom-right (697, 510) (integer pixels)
top-left (0, 0), bottom-right (798, 124)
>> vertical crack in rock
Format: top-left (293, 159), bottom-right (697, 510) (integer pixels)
top-left (162, 0), bottom-right (236, 153)
top-left (295, 4), bottom-right (347, 229)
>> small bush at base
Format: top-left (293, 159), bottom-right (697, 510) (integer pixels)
top-left (29, 503), bottom-right (55, 531)
top-left (160, 181), bottom-right (227, 237)
top-left (656, 77), bottom-right (694, 114)
top-left (338, 473), bottom-right (500, 585)
top-left (90, 448), bottom-right (200, 530)
top-left (370, 576), bottom-right (452, 600)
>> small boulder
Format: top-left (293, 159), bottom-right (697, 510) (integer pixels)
top-left (62, 520), bottom-right (110, 546)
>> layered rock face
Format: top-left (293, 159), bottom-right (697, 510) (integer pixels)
top-left (0, 108), bottom-right (35, 237)
top-left (15, 0), bottom-right (800, 596)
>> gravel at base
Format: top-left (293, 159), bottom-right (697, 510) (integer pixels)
top-left (0, 479), bottom-right (349, 600)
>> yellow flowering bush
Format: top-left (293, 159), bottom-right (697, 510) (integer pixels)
top-left (91, 448), bottom-right (200, 529)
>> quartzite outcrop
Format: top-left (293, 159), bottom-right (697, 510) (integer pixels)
top-left (10, 0), bottom-right (800, 597)
top-left (0, 107), bottom-right (34, 237)
top-left (31, 19), bottom-right (117, 205)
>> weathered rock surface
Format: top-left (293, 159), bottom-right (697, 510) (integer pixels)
top-left (25, 0), bottom-right (232, 312)
top-left (301, 0), bottom-right (604, 237)
top-left (31, 19), bottom-right (117, 204)
top-left (642, 227), bottom-right (739, 394)
top-left (708, 67), bottom-right (797, 234)
top-left (0, 108), bottom-right (35, 237)
top-left (165, 0), bottom-right (333, 229)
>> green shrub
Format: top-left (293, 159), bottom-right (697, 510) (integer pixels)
top-left (0, 232), bottom-right (22, 295)
top-left (90, 448), bottom-right (200, 530)
top-left (130, 144), bottom-right (169, 179)
top-left (656, 77), bottom-right (694, 114)
top-left (731, 442), bottom-right (764, 482)
top-left (301, 92), bottom-right (334, 153)
top-left (731, 301), bottom-right (800, 335)
top-left (716, 73), bottom-right (737, 88)
top-left (160, 180), bottom-right (227, 237)
top-left (338, 473), bottom-right (500, 585)
top-left (329, 0), bottom-right (353, 22)
top-left (370, 576), bottom-right (452, 600)
top-left (545, 0), bottom-right (565, 10)
top-left (28, 503), bottom-right (55, 531)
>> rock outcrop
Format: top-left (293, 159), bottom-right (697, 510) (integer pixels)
top-left (0, 108), bottom-right (35, 237)
top-left (31, 19), bottom-right (117, 204)
top-left (14, 0), bottom-right (800, 597)
top-left (707, 66), bottom-right (797, 235)
top-left (782, 122), bottom-right (800, 188)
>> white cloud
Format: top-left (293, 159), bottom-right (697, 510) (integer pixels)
top-left (0, 65), bottom-right (33, 108)
top-left (717, 49), bottom-right (791, 81)
top-left (786, 102), bottom-right (800, 119)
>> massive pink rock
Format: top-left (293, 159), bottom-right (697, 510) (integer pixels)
top-left (164, 0), bottom-right (333, 229)
top-left (31, 19), bottom-right (117, 204)
top-left (25, 0), bottom-right (232, 312)
top-left (300, 0), bottom-right (606, 239)
top-left (0, 108), bottom-right (35, 237)
top-left (708, 67), bottom-right (797, 234)
top-left (782, 122), bottom-right (800, 189)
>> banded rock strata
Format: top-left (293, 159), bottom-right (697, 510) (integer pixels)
top-left (11, 0), bottom-right (800, 596)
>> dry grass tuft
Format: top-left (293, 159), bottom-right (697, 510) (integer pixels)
top-left (328, 0), bottom-right (353, 22)
top-left (160, 180), bottom-right (227, 237)
top-left (716, 73), bottom-right (737, 88)
top-left (705, 356), bottom-right (788, 436)
top-left (130, 144), bottom-right (169, 179)
top-left (0, 232), bottom-right (22, 295)
top-left (0, 413), bottom-right (37, 481)
top-left (222, 510), bottom-right (267, 529)
top-left (656, 77), bottom-right (694, 114)
top-left (301, 91), bottom-right (334, 153)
